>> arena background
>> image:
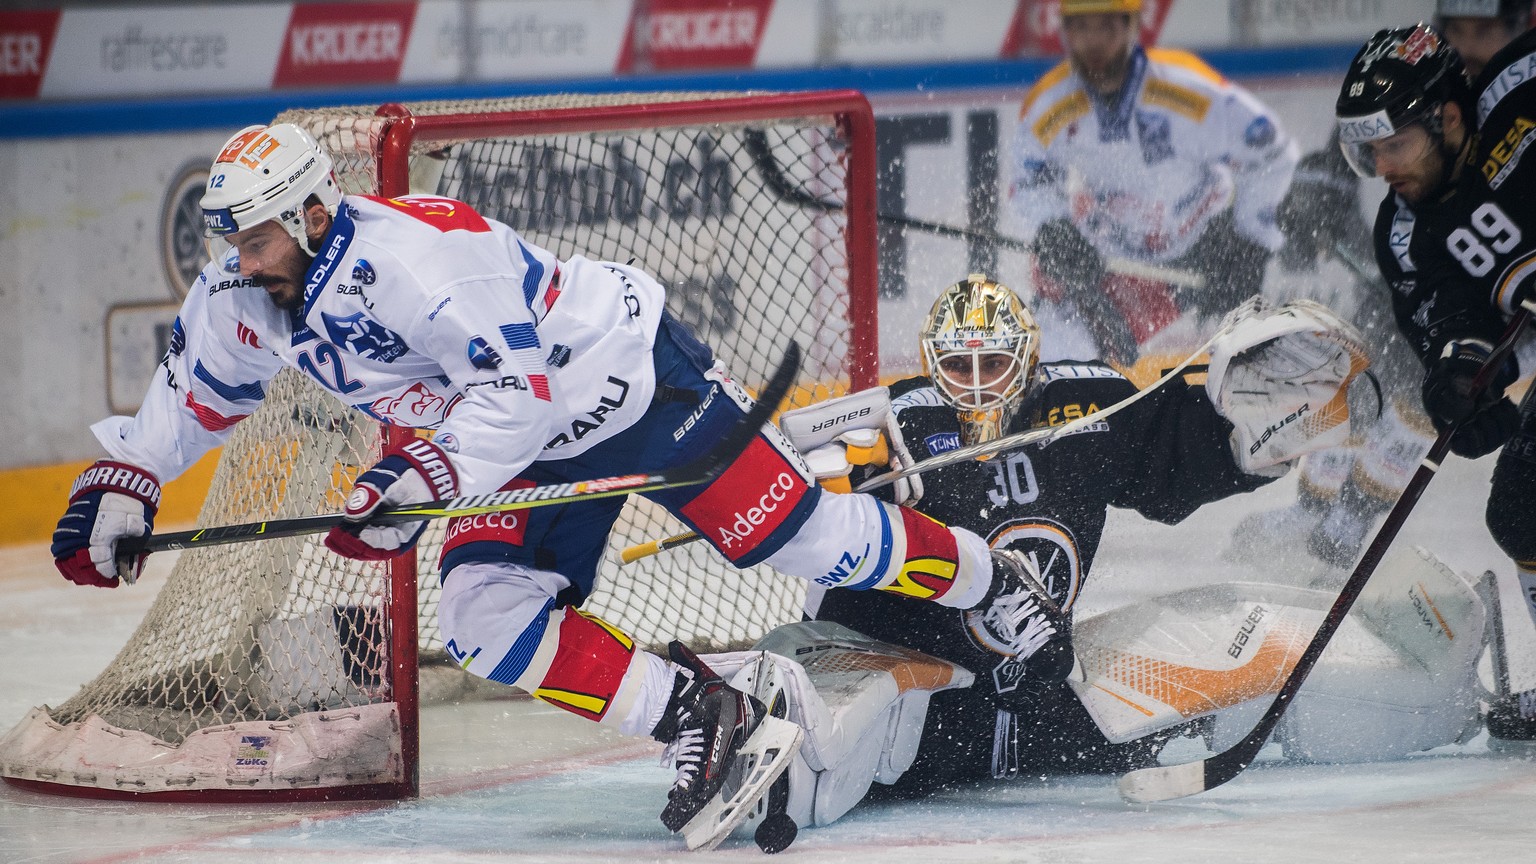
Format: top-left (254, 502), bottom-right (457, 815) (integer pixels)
top-left (0, 0), bottom-right (1455, 542)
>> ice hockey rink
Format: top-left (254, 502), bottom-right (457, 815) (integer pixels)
top-left (3, 450), bottom-right (1534, 864)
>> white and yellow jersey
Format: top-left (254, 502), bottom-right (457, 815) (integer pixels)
top-left (1010, 46), bottom-right (1298, 263)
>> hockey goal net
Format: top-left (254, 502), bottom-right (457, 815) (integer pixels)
top-left (0, 91), bottom-right (878, 800)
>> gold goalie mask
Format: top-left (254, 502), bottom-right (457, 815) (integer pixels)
top-left (920, 275), bottom-right (1040, 445)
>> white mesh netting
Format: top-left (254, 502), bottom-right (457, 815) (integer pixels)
top-left (1, 92), bottom-right (873, 796)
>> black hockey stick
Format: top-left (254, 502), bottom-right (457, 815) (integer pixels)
top-left (1120, 304), bottom-right (1534, 803)
top-left (120, 342), bottom-right (802, 556)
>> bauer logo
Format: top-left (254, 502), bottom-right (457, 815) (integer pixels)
top-left (467, 336), bottom-right (502, 370)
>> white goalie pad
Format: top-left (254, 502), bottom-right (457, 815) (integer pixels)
top-left (701, 621), bottom-right (973, 834)
top-left (1071, 545), bottom-right (1485, 763)
top-left (780, 386), bottom-right (893, 452)
top-left (1206, 298), bottom-right (1371, 474)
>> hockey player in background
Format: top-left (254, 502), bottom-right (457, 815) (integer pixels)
top-left (1231, 1), bottom-right (1534, 582)
top-left (1010, 0), bottom-right (1298, 369)
top-left (1334, 23), bottom-right (1536, 739)
top-left (47, 124), bottom-right (1057, 848)
top-left (790, 275), bottom-right (1368, 793)
top-left (1437, 0), bottom-right (1534, 77)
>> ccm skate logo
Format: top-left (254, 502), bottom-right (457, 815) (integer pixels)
top-left (1228, 604), bottom-right (1269, 658)
top-left (400, 439), bottom-right (457, 498)
top-left (810, 406), bottom-right (872, 433)
top-left (70, 464), bottom-right (161, 506)
top-left (715, 472), bottom-right (797, 549)
top-left (1249, 404), bottom-right (1309, 456)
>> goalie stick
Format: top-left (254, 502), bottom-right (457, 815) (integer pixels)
top-left (743, 130), bottom-right (1206, 290)
top-left (1119, 302), bottom-right (1535, 804)
top-left (620, 309), bottom-right (1246, 563)
top-left (117, 342), bottom-right (802, 558)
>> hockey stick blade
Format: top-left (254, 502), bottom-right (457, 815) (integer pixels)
top-left (123, 342), bottom-right (802, 555)
top-left (1119, 304), bottom-right (1533, 804)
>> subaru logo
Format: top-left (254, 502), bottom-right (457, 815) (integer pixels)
top-left (467, 336), bottom-right (502, 371)
top-left (352, 259), bottom-right (377, 285)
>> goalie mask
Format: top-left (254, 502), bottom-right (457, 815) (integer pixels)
top-left (200, 123), bottom-right (341, 264)
top-left (920, 275), bottom-right (1040, 445)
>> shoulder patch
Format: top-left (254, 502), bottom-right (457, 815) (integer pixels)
top-left (1034, 90), bottom-right (1091, 148)
top-left (1141, 78), bottom-right (1211, 123)
top-left (892, 385), bottom-right (946, 414)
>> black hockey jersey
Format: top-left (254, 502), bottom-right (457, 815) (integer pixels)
top-left (813, 361), bottom-right (1272, 696)
top-left (1373, 28), bottom-right (1536, 368)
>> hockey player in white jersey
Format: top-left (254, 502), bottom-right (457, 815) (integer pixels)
top-left (1012, 0), bottom-right (1298, 368)
top-left (48, 123), bottom-right (1048, 847)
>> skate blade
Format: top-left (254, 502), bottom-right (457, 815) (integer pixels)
top-left (680, 715), bottom-right (804, 852)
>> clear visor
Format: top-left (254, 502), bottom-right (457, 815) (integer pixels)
top-left (1337, 110), bottom-right (1435, 178)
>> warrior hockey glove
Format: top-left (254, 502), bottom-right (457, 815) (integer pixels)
top-left (1422, 339), bottom-right (1518, 429)
top-left (1035, 220), bottom-right (1137, 365)
top-left (51, 460), bottom-right (161, 588)
top-left (325, 437), bottom-right (458, 561)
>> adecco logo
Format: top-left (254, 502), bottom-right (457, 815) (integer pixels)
top-left (0, 10), bottom-right (61, 99)
top-left (273, 2), bottom-right (415, 88)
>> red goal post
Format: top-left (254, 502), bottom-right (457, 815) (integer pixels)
top-left (0, 90), bottom-right (879, 801)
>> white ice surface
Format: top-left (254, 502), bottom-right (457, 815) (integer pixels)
top-left (3, 453), bottom-right (1536, 863)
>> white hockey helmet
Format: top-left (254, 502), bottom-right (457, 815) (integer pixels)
top-left (200, 123), bottom-right (340, 262)
top-left (920, 274), bottom-right (1040, 445)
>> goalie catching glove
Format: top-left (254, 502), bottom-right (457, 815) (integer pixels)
top-left (324, 437), bottom-right (458, 561)
top-left (1206, 298), bottom-right (1371, 475)
top-left (779, 387), bottom-right (922, 506)
top-left (51, 460), bottom-right (162, 588)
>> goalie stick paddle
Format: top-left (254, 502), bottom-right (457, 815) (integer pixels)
top-left (120, 342), bottom-right (803, 556)
top-left (1119, 303), bottom-right (1534, 805)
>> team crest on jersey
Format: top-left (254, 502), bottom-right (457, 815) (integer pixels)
top-left (1135, 111), bottom-right (1174, 165)
top-left (1244, 116), bottom-right (1276, 149)
top-left (322, 311), bottom-right (408, 363)
top-left (467, 336), bottom-right (502, 370)
top-left (352, 259), bottom-right (377, 285)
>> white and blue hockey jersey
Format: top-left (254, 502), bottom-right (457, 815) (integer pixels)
top-left (1010, 47), bottom-right (1298, 263)
top-left (93, 194), bottom-right (666, 495)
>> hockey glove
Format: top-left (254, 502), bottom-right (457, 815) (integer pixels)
top-left (324, 437), bottom-right (458, 561)
top-left (51, 461), bottom-right (161, 588)
top-left (1421, 339), bottom-right (1518, 429)
top-left (1034, 219), bottom-right (1107, 294)
top-left (1277, 144), bottom-right (1361, 273)
top-left (1444, 397), bottom-right (1520, 459)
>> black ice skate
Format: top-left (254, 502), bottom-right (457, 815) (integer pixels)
top-left (652, 641), bottom-right (803, 851)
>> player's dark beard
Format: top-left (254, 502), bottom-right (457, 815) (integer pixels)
top-left (252, 272), bottom-right (303, 310)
